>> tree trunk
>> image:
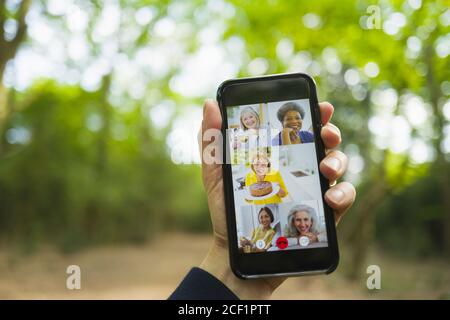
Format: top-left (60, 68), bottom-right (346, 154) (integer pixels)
top-left (345, 178), bottom-right (388, 280)
top-left (0, 0), bottom-right (31, 152)
top-left (424, 44), bottom-right (450, 258)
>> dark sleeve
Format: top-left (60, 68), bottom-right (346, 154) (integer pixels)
top-left (168, 267), bottom-right (240, 300)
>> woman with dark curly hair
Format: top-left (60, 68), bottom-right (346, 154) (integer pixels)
top-left (272, 102), bottom-right (314, 145)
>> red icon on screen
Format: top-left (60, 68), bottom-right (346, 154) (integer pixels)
top-left (276, 236), bottom-right (288, 250)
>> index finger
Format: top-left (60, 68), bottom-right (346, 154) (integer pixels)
top-left (319, 101), bottom-right (334, 125)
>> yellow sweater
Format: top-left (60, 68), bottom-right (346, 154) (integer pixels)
top-left (251, 225), bottom-right (275, 250)
top-left (245, 170), bottom-right (288, 204)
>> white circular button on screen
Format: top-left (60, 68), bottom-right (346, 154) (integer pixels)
top-left (256, 240), bottom-right (265, 249)
top-left (299, 236), bottom-right (310, 247)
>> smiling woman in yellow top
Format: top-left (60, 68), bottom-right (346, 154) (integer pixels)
top-left (245, 152), bottom-right (288, 205)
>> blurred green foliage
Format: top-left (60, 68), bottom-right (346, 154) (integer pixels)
top-left (0, 0), bottom-right (449, 277)
top-left (0, 81), bottom-right (208, 252)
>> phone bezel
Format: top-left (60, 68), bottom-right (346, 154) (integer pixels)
top-left (216, 72), bottom-right (339, 279)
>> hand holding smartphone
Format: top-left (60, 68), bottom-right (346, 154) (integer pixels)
top-left (217, 73), bottom-right (341, 279)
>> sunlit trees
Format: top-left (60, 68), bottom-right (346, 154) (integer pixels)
top-left (223, 0), bottom-right (449, 275)
top-left (0, 0), bottom-right (448, 279)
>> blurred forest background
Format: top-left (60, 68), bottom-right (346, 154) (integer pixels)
top-left (0, 0), bottom-right (449, 299)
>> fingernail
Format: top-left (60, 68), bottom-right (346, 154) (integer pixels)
top-left (323, 157), bottom-right (341, 172)
top-left (326, 124), bottom-right (340, 136)
top-left (327, 188), bottom-right (345, 204)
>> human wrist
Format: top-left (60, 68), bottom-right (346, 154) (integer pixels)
top-left (199, 241), bottom-right (275, 300)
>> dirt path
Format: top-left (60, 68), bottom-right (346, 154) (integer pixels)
top-left (0, 233), bottom-right (448, 299)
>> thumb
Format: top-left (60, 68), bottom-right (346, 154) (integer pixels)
top-left (203, 99), bottom-right (222, 131)
top-left (197, 99), bottom-right (223, 163)
top-left (198, 99), bottom-right (224, 187)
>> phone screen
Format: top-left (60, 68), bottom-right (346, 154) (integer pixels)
top-left (226, 98), bottom-right (329, 254)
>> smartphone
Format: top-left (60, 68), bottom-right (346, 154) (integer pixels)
top-left (216, 72), bottom-right (339, 279)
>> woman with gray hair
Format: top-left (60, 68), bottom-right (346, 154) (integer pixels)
top-left (272, 102), bottom-right (314, 145)
top-left (283, 204), bottom-right (327, 247)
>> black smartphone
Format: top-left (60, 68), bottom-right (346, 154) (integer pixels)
top-left (216, 72), bottom-right (339, 279)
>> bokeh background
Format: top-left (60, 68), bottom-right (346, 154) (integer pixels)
top-left (0, 0), bottom-right (449, 299)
